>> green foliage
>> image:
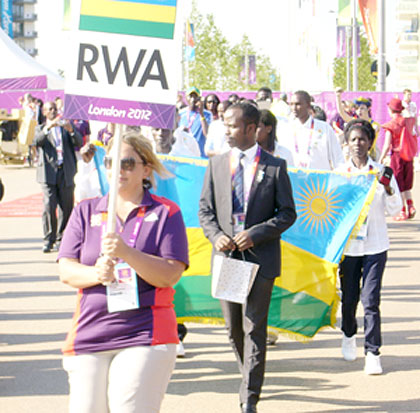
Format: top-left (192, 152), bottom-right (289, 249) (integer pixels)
top-left (185, 2), bottom-right (280, 91)
top-left (333, 33), bottom-right (377, 91)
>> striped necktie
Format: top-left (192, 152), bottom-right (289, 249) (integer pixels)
top-left (232, 152), bottom-right (245, 213)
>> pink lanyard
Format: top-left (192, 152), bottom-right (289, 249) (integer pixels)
top-left (294, 118), bottom-right (315, 168)
top-left (187, 110), bottom-right (199, 131)
top-left (101, 206), bottom-right (147, 250)
top-left (230, 146), bottom-right (261, 205)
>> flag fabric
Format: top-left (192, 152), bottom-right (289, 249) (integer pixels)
top-left (153, 156), bottom-right (377, 341)
top-left (239, 56), bottom-right (257, 85)
top-left (336, 26), bottom-right (347, 58)
top-left (248, 55), bottom-right (257, 85)
top-left (239, 56), bottom-right (246, 82)
top-left (79, 0), bottom-right (177, 39)
top-left (359, 0), bottom-right (378, 54)
top-left (185, 20), bottom-right (195, 61)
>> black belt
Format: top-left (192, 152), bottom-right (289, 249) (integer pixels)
top-left (57, 164), bottom-right (63, 169)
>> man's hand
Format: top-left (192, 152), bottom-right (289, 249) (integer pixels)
top-left (80, 143), bottom-right (96, 163)
top-left (233, 230), bottom-right (254, 252)
top-left (215, 235), bottom-right (235, 252)
top-left (95, 254), bottom-right (116, 285)
top-left (197, 99), bottom-right (205, 115)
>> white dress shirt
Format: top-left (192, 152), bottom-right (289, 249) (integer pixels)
top-left (336, 158), bottom-right (402, 256)
top-left (205, 119), bottom-right (230, 155)
top-left (273, 141), bottom-right (294, 167)
top-left (277, 116), bottom-right (344, 170)
top-left (231, 144), bottom-right (259, 213)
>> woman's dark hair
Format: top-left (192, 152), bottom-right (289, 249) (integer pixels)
top-left (259, 109), bottom-right (277, 153)
top-left (343, 119), bottom-right (375, 144)
top-left (312, 105), bottom-right (327, 121)
top-left (204, 93), bottom-right (220, 115)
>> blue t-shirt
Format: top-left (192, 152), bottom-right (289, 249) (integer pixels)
top-left (178, 108), bottom-right (212, 157)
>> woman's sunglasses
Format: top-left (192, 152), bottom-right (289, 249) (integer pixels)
top-left (104, 157), bottom-right (144, 171)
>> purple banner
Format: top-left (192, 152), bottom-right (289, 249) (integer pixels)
top-left (336, 26), bottom-right (361, 58)
top-left (0, 75), bottom-right (48, 91)
top-left (0, 89), bottom-right (64, 111)
top-left (64, 94), bottom-right (175, 129)
top-left (312, 91), bottom-right (417, 149)
top-left (337, 26), bottom-right (347, 58)
top-left (248, 55), bottom-right (257, 85)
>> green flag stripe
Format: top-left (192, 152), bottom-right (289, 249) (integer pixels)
top-left (174, 276), bottom-right (333, 339)
top-left (79, 15), bottom-right (175, 39)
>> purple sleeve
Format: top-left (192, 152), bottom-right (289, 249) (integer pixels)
top-left (57, 203), bottom-right (85, 261)
top-left (158, 209), bottom-right (189, 268)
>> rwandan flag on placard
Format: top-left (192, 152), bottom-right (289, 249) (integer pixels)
top-left (79, 0), bottom-right (177, 39)
top-left (154, 156), bottom-right (377, 340)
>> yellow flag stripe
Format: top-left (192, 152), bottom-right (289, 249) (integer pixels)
top-left (276, 241), bottom-right (338, 305)
top-left (81, 0), bottom-right (176, 23)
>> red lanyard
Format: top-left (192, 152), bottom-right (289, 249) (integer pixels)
top-left (347, 163), bottom-right (374, 173)
top-left (230, 146), bottom-right (261, 205)
top-left (101, 206), bottom-right (147, 249)
top-left (294, 118), bottom-right (315, 168)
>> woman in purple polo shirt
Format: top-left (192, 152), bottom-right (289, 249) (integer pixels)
top-left (58, 132), bottom-right (189, 413)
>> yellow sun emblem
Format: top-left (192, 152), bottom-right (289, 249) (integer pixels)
top-left (295, 178), bottom-right (342, 234)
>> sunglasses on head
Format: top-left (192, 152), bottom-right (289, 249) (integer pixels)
top-left (104, 156), bottom-right (144, 171)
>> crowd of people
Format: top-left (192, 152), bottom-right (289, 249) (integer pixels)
top-left (26, 86), bottom-right (418, 413)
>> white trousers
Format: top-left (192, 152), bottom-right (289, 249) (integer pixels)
top-left (63, 344), bottom-right (176, 413)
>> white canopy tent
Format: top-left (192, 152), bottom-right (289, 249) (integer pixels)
top-left (0, 28), bottom-right (64, 90)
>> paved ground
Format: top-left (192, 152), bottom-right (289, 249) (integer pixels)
top-left (1, 164), bottom-right (420, 412)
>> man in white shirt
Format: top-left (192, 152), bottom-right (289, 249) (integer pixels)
top-left (402, 88), bottom-right (419, 137)
top-left (277, 90), bottom-right (344, 170)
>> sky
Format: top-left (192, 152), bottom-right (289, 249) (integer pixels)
top-left (190, 0), bottom-right (289, 70)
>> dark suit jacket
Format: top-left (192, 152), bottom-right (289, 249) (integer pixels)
top-left (199, 148), bottom-right (297, 279)
top-left (34, 125), bottom-right (83, 187)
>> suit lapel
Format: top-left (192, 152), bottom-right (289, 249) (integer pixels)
top-left (219, 152), bottom-right (232, 218)
top-left (246, 150), bottom-right (267, 214)
top-left (47, 126), bottom-right (57, 147)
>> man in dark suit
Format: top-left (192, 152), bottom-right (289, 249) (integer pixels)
top-left (199, 102), bottom-right (296, 413)
top-left (34, 101), bottom-right (83, 253)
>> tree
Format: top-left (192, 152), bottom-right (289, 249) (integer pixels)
top-left (332, 33), bottom-right (376, 91)
top-left (185, 1), bottom-right (280, 91)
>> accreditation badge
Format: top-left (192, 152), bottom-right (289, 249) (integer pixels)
top-left (355, 216), bottom-right (368, 241)
top-left (106, 262), bottom-right (140, 313)
top-left (233, 213), bottom-right (246, 235)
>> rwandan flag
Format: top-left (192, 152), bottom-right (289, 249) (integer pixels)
top-left (185, 20), bottom-right (195, 61)
top-left (155, 156), bottom-right (377, 340)
top-left (79, 0), bottom-right (178, 39)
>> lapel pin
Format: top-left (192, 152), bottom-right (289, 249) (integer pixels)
top-left (256, 170), bottom-right (265, 183)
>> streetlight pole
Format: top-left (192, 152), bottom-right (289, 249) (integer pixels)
top-left (346, 26), bottom-right (352, 91)
top-left (352, 0), bottom-right (358, 91)
top-left (377, 0), bottom-right (386, 91)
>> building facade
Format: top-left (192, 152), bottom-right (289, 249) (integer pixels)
top-left (0, 0), bottom-right (38, 57)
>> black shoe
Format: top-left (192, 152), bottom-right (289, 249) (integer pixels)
top-left (42, 244), bottom-right (52, 253)
top-left (240, 403), bottom-right (257, 413)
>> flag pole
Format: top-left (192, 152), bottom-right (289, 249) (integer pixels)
top-left (352, 0), bottom-right (358, 91)
top-left (106, 123), bottom-right (123, 234)
top-left (377, 0), bottom-right (386, 91)
top-left (185, 19), bottom-right (190, 88)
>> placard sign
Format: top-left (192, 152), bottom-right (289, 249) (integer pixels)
top-left (64, 0), bottom-right (182, 129)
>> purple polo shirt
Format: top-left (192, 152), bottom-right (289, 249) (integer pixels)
top-left (71, 120), bottom-right (91, 147)
top-left (58, 190), bottom-right (189, 356)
